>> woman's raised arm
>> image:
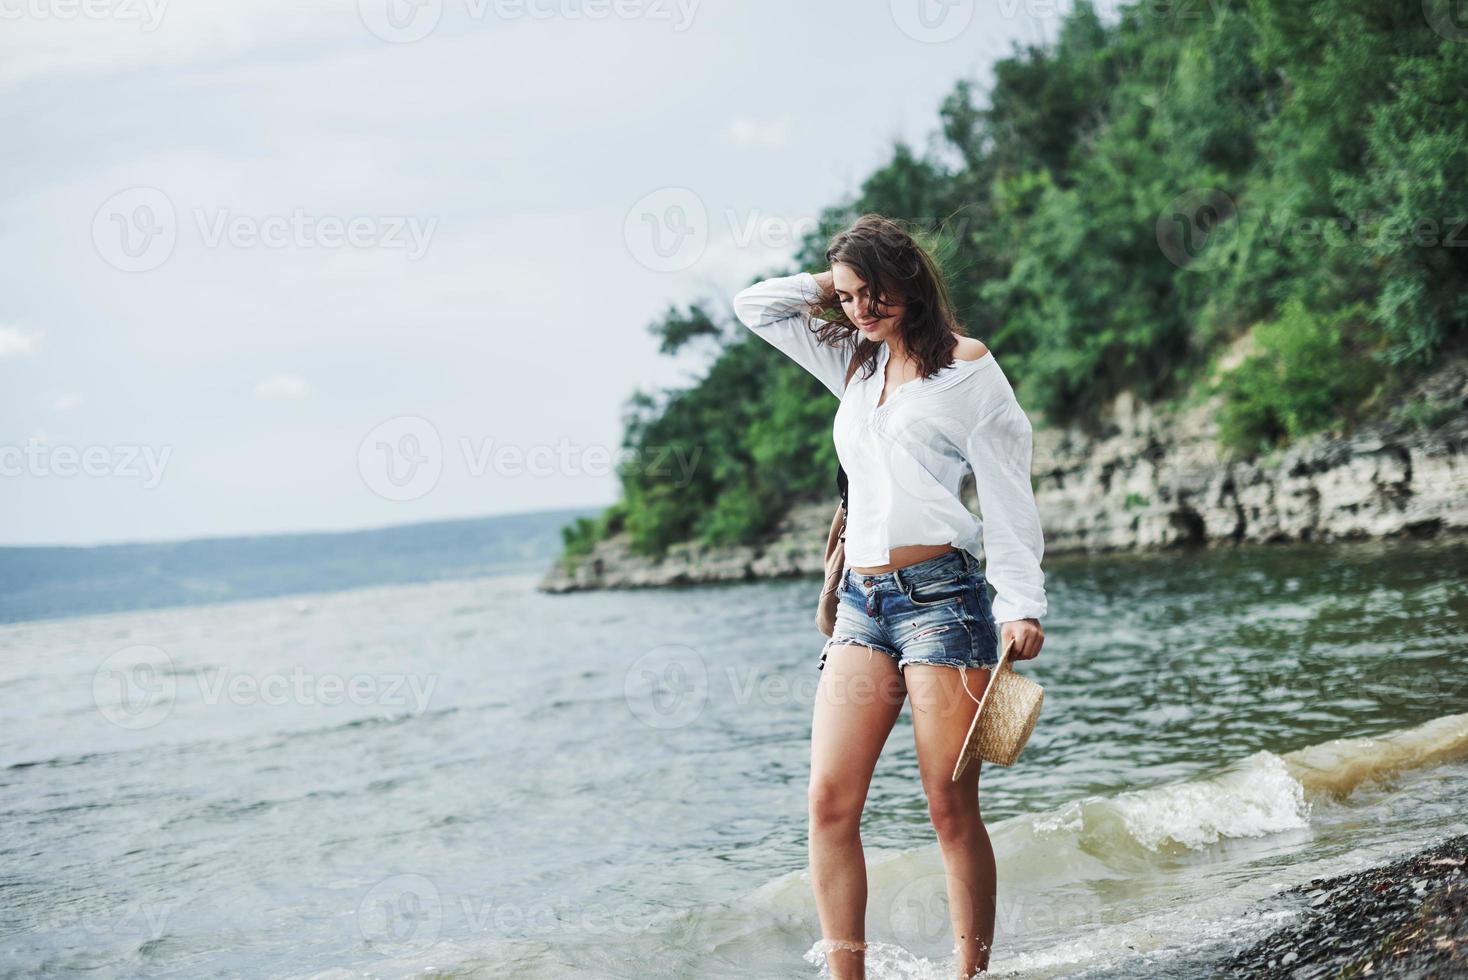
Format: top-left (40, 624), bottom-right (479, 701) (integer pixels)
top-left (731, 270), bottom-right (854, 399)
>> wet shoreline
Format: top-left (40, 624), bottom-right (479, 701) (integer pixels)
top-left (1218, 833), bottom-right (1468, 977)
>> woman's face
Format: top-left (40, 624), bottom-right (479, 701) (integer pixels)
top-left (832, 262), bottom-right (905, 342)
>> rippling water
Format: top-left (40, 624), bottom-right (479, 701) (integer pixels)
top-left (2, 537), bottom-right (1466, 978)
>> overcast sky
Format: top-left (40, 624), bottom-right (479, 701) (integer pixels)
top-left (1, 0), bottom-right (1069, 546)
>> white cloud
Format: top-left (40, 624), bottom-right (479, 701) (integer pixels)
top-left (52, 392), bottom-right (85, 411)
top-left (728, 115), bottom-right (792, 149)
top-left (0, 323), bottom-right (42, 357)
top-left (255, 374), bottom-right (309, 399)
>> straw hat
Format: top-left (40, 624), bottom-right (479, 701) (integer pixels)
top-left (951, 636), bottom-right (1044, 779)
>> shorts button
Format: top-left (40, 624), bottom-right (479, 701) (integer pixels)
top-left (863, 578), bottom-right (874, 586)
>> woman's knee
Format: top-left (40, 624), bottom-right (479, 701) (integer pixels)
top-left (925, 787), bottom-right (981, 839)
top-left (808, 778), bottom-right (864, 830)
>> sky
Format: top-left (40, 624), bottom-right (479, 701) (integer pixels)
top-left (1, 0), bottom-right (1072, 546)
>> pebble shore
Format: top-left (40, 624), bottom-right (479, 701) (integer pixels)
top-left (1219, 834), bottom-right (1468, 978)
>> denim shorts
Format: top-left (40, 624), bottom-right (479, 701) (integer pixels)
top-left (819, 547), bottom-right (1000, 675)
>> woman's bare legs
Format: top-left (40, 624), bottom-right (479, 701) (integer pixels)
top-left (809, 643), bottom-right (907, 980)
top-left (905, 663), bottom-right (995, 978)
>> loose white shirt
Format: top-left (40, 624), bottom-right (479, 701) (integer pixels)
top-left (732, 271), bottom-right (1048, 625)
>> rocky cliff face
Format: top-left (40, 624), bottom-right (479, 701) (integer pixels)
top-left (538, 350), bottom-right (1467, 594)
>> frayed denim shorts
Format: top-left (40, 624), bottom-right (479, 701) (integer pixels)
top-left (819, 547), bottom-right (1000, 675)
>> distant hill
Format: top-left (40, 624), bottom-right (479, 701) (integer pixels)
top-left (0, 507), bottom-right (600, 623)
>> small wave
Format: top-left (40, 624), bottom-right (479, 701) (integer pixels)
top-left (1012, 749), bottom-right (1310, 857)
top-left (1281, 712), bottom-right (1468, 799)
top-left (1002, 712), bottom-right (1468, 863)
top-left (5, 752), bottom-right (101, 772)
top-left (255, 704), bottom-right (463, 751)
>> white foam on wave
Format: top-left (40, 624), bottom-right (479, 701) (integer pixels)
top-left (1109, 749), bottom-right (1311, 850)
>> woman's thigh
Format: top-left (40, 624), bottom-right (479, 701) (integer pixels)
top-left (904, 661), bottom-right (990, 801)
top-left (809, 642), bottom-right (907, 809)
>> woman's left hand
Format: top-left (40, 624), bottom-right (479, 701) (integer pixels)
top-left (1001, 618), bottom-right (1044, 661)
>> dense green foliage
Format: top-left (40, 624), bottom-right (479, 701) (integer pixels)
top-left (563, 0), bottom-right (1468, 562)
top-left (1216, 299), bottom-right (1378, 453)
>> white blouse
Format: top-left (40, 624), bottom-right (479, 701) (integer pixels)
top-left (732, 271), bottom-right (1048, 625)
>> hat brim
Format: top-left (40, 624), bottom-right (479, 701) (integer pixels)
top-left (951, 635), bottom-right (1016, 782)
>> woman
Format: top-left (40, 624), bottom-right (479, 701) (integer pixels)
top-left (731, 214), bottom-right (1048, 978)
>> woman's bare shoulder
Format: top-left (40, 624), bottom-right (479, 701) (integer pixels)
top-left (952, 336), bottom-right (990, 362)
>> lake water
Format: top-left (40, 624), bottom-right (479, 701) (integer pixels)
top-left (3, 537), bottom-right (1466, 978)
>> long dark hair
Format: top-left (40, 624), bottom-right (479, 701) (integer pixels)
top-left (806, 213), bottom-right (966, 385)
